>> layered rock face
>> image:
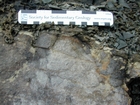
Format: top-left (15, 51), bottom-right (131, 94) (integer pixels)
top-left (0, 31), bottom-right (131, 105)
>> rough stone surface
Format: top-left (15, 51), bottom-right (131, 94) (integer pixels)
top-left (34, 31), bottom-right (57, 49)
top-left (0, 32), bottom-right (131, 105)
top-left (128, 62), bottom-right (140, 79)
top-left (0, 0), bottom-right (140, 104)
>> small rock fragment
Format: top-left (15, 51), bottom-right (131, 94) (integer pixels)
top-left (94, 35), bottom-right (105, 42)
top-left (42, 0), bottom-right (52, 3)
top-left (49, 4), bottom-right (61, 10)
top-left (117, 39), bottom-right (127, 49)
top-left (122, 31), bottom-right (135, 40)
top-left (61, 3), bottom-right (70, 9)
top-left (106, 0), bottom-right (116, 10)
top-left (81, 0), bottom-right (93, 5)
top-left (118, 0), bottom-right (130, 8)
top-left (93, 0), bottom-right (106, 5)
top-left (114, 43), bottom-right (119, 47)
top-left (34, 31), bottom-right (57, 48)
top-left (90, 5), bottom-right (105, 11)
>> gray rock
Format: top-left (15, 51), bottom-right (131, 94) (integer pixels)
top-left (118, 0), bottom-right (130, 8)
top-left (114, 42), bottom-right (119, 47)
top-left (80, 0), bottom-right (93, 4)
top-left (110, 78), bottom-right (123, 87)
top-left (106, 0), bottom-right (116, 10)
top-left (0, 33), bottom-right (130, 105)
top-left (94, 35), bottom-right (105, 41)
top-left (34, 31), bottom-right (57, 49)
top-left (117, 39), bottom-right (127, 49)
top-left (92, 0), bottom-right (106, 5)
top-left (49, 4), bottom-right (61, 10)
top-left (90, 4), bottom-right (106, 11)
top-left (123, 31), bottom-right (135, 40)
top-left (42, 0), bottom-right (52, 3)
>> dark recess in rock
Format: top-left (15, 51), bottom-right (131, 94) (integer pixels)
top-left (127, 77), bottom-right (140, 105)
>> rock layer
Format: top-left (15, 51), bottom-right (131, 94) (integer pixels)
top-left (0, 32), bottom-right (131, 105)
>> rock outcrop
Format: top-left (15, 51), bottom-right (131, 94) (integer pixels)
top-left (0, 31), bottom-right (131, 105)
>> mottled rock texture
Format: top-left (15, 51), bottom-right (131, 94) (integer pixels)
top-left (128, 62), bottom-right (140, 79)
top-left (0, 31), bottom-right (131, 105)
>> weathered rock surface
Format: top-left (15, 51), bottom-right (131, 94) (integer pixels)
top-left (128, 62), bottom-right (140, 79)
top-left (0, 31), bottom-right (131, 105)
top-left (0, 0), bottom-right (140, 104)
